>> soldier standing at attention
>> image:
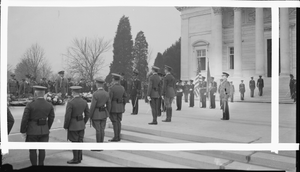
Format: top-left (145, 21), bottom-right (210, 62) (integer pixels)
top-left (131, 70), bottom-right (142, 115)
top-left (249, 77), bottom-right (256, 97)
top-left (200, 77), bottom-right (207, 108)
top-left (157, 72), bottom-right (164, 116)
top-left (55, 71), bottom-right (68, 99)
top-left (176, 80), bottom-right (183, 111)
top-left (257, 75), bottom-right (264, 96)
top-left (19, 75), bottom-right (32, 98)
top-left (209, 77), bottom-right (217, 109)
top-left (183, 81), bottom-right (189, 103)
top-left (189, 80), bottom-right (195, 107)
top-left (218, 79), bottom-right (223, 109)
top-left (64, 86), bottom-right (90, 164)
top-left (162, 65), bottom-right (176, 122)
top-left (20, 86), bottom-right (55, 166)
top-left (147, 66), bottom-right (161, 125)
top-left (229, 81), bottom-right (235, 102)
top-left (219, 72), bottom-right (231, 120)
top-left (67, 78), bottom-right (74, 96)
top-left (90, 78), bottom-right (110, 151)
top-left (108, 73), bottom-right (126, 142)
top-left (8, 74), bottom-right (19, 96)
top-left (120, 73), bottom-right (129, 103)
top-left (289, 74), bottom-right (296, 99)
top-left (239, 80), bottom-right (246, 100)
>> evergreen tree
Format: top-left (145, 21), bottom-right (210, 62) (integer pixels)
top-left (106, 15), bottom-right (133, 82)
top-left (162, 38), bottom-right (181, 80)
top-left (153, 52), bottom-right (164, 72)
top-left (133, 31), bottom-right (148, 83)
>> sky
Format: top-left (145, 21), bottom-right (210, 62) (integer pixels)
top-left (7, 7), bottom-right (181, 78)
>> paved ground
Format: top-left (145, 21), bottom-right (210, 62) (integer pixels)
top-left (2, 99), bottom-right (296, 169)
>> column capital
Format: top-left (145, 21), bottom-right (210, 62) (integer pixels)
top-left (233, 7), bottom-right (242, 12)
top-left (212, 7), bottom-right (223, 15)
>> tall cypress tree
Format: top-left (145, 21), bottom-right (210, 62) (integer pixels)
top-left (106, 15), bottom-right (133, 82)
top-left (153, 52), bottom-right (164, 72)
top-left (163, 38), bottom-right (181, 80)
top-left (133, 31), bottom-right (148, 83)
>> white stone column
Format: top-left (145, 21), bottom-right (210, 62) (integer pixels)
top-left (255, 8), bottom-right (265, 76)
top-left (181, 18), bottom-right (189, 80)
top-left (211, 7), bottom-right (223, 77)
top-left (234, 7), bottom-right (242, 77)
top-left (280, 8), bottom-right (290, 76)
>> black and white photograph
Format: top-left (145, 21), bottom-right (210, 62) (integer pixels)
top-left (1, 0), bottom-right (298, 171)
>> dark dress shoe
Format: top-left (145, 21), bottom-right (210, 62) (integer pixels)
top-left (108, 139), bottom-right (120, 142)
top-left (162, 120), bottom-right (171, 122)
top-left (148, 122), bottom-right (158, 125)
top-left (131, 113), bottom-right (137, 115)
top-left (91, 150), bottom-right (103, 152)
top-left (67, 159), bottom-right (80, 164)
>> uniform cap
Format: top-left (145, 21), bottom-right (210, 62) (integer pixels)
top-left (190, 80), bottom-right (194, 82)
top-left (251, 76), bottom-right (253, 78)
top-left (211, 77), bottom-right (214, 80)
top-left (111, 73), bottom-right (121, 80)
top-left (290, 74), bottom-right (294, 77)
top-left (11, 74), bottom-right (15, 76)
top-left (241, 80), bottom-right (244, 81)
top-left (33, 85), bottom-right (47, 91)
top-left (70, 86), bottom-right (82, 90)
top-left (152, 66), bottom-right (160, 70)
top-left (95, 77), bottom-right (105, 84)
top-left (164, 65), bottom-right (172, 71)
top-left (222, 72), bottom-right (229, 77)
top-left (259, 75), bottom-right (262, 77)
top-left (58, 71), bottom-right (65, 74)
top-left (202, 76), bottom-right (206, 79)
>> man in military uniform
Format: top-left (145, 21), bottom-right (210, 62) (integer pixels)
top-left (89, 78), bottom-right (110, 151)
top-left (8, 74), bottom-right (19, 96)
top-left (218, 79), bottom-right (223, 109)
top-left (157, 72), bottom-right (165, 116)
top-left (143, 82), bottom-right (149, 103)
top-left (108, 73), bottom-right (126, 142)
top-left (67, 78), bottom-right (74, 96)
top-left (257, 75), bottom-right (264, 96)
top-left (239, 80), bottom-right (246, 100)
top-left (120, 73), bottom-right (129, 103)
top-left (19, 74), bottom-right (32, 98)
top-left (64, 86), bottom-right (90, 164)
top-left (162, 65), bottom-right (176, 122)
top-left (30, 76), bottom-right (38, 95)
top-left (55, 71), bottom-right (68, 99)
top-left (176, 80), bottom-right (183, 111)
top-left (189, 80), bottom-right (195, 107)
top-left (200, 77), bottom-right (207, 108)
top-left (20, 86), bottom-right (55, 166)
top-left (147, 66), bottom-right (161, 125)
top-left (229, 81), bottom-right (235, 102)
top-left (183, 81), bottom-right (189, 103)
top-left (131, 70), bottom-right (142, 115)
top-left (209, 77), bottom-right (217, 109)
top-left (289, 74), bottom-right (296, 99)
top-left (219, 72), bottom-right (231, 120)
top-left (249, 77), bottom-right (256, 98)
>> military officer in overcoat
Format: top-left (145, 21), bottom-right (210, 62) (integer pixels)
top-left (8, 74), bottom-right (19, 96)
top-left (219, 72), bottom-right (231, 120)
top-left (120, 73), bottom-right (129, 103)
top-left (147, 66), bottom-right (161, 125)
top-left (189, 80), bottom-right (195, 107)
top-left (55, 71), bottom-right (68, 99)
top-left (131, 70), bottom-right (142, 115)
top-left (218, 79), bottom-right (223, 109)
top-left (257, 75), bottom-right (264, 96)
top-left (239, 80), bottom-right (246, 100)
top-left (90, 78), bottom-right (111, 149)
top-left (200, 77), bottom-right (207, 108)
top-left (162, 65), bottom-right (176, 122)
top-left (157, 72), bottom-right (165, 116)
top-left (64, 86), bottom-right (90, 164)
top-left (249, 77), bottom-right (256, 97)
top-left (20, 86), bottom-right (55, 166)
top-left (183, 81), bottom-right (189, 103)
top-left (19, 74), bottom-right (32, 98)
top-left (209, 77), bottom-right (217, 109)
top-left (108, 73), bottom-right (126, 142)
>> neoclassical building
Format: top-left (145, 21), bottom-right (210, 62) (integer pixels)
top-left (176, 7), bottom-right (296, 80)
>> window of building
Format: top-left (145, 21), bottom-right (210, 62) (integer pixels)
top-left (229, 47), bottom-right (234, 69)
top-left (196, 49), bottom-right (206, 71)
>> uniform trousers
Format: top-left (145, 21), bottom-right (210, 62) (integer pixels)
top-left (150, 98), bottom-right (160, 123)
top-left (92, 119), bottom-right (107, 142)
top-left (164, 97), bottom-right (174, 121)
top-left (184, 92), bottom-right (189, 102)
top-left (176, 95), bottom-right (182, 110)
top-left (200, 92), bottom-right (206, 108)
top-left (240, 92), bottom-right (245, 100)
top-left (250, 89), bottom-right (255, 97)
top-left (209, 92), bottom-right (216, 109)
top-left (189, 93), bottom-right (194, 107)
top-left (258, 87), bottom-right (263, 96)
top-left (26, 134), bottom-right (49, 166)
top-left (68, 130), bottom-right (84, 162)
top-left (158, 97), bottom-right (162, 116)
top-left (131, 95), bottom-right (139, 114)
top-left (221, 100), bottom-right (230, 120)
top-left (109, 113), bottom-right (122, 140)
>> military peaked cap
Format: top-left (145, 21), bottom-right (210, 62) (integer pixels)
top-left (164, 65), bottom-right (172, 71)
top-left (58, 71), bottom-right (65, 74)
top-left (11, 74), bottom-right (15, 76)
top-left (95, 77), bottom-right (105, 84)
top-left (222, 72), bottom-right (229, 77)
top-left (112, 73), bottom-right (121, 80)
top-left (152, 66), bottom-right (160, 70)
